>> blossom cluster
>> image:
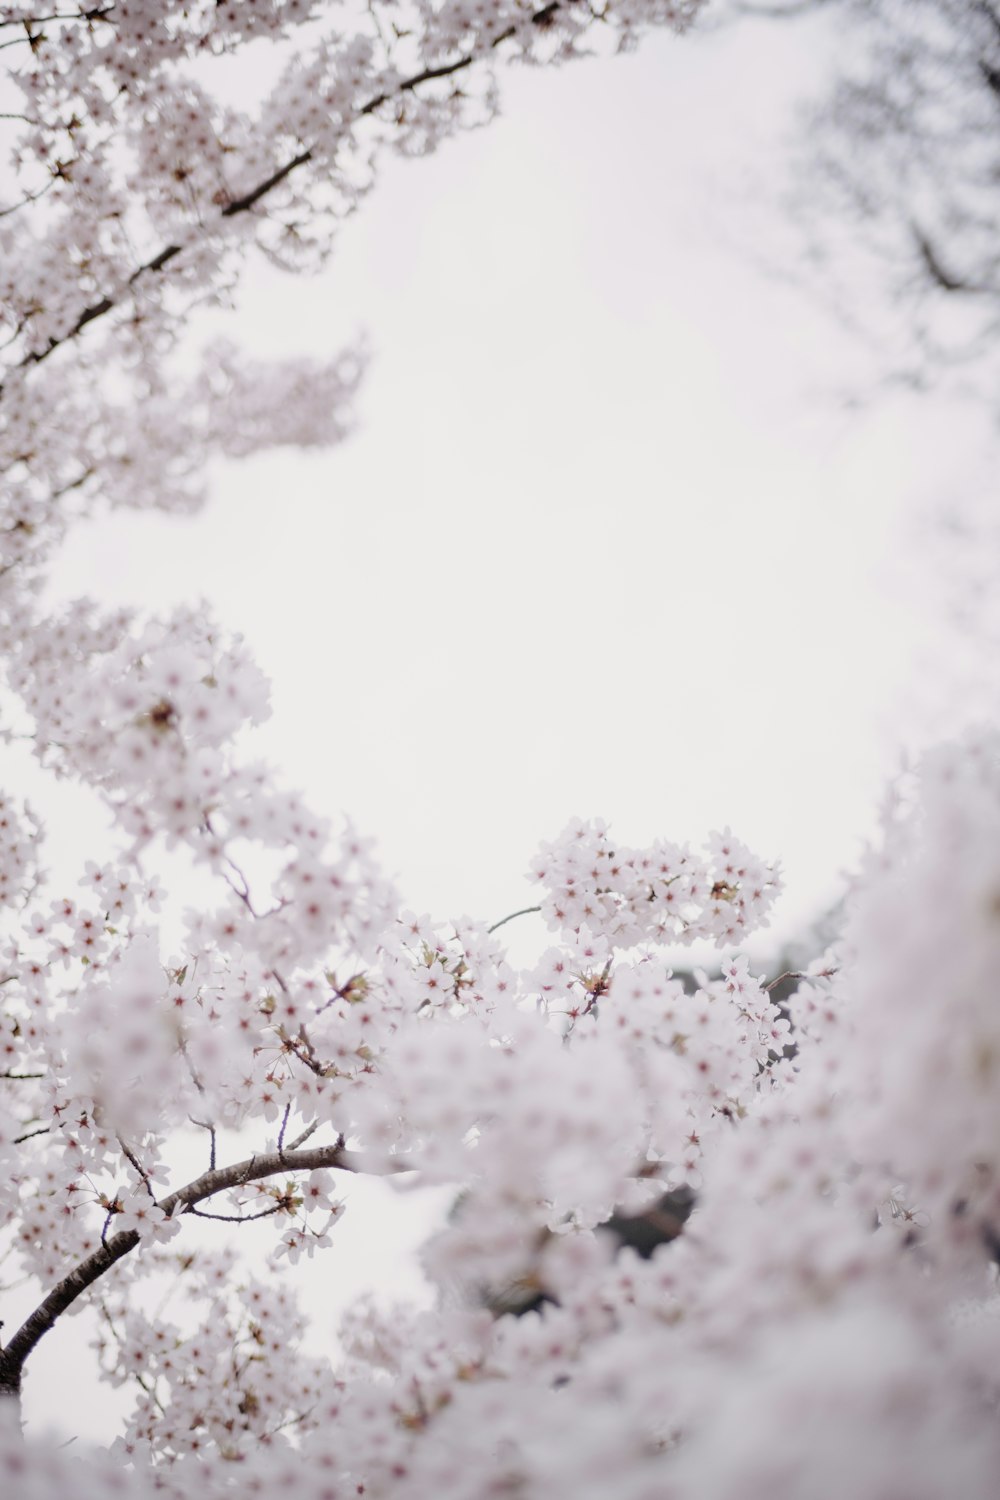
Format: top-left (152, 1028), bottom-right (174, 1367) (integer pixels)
top-left (530, 816), bottom-right (782, 947)
top-left (0, 0), bottom-right (702, 602)
top-left (3, 3), bottom-right (1000, 1499)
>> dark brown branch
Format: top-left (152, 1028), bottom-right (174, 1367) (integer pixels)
top-left (912, 223), bottom-right (986, 295)
top-left (186, 1202), bottom-right (284, 1224)
top-left (0, 1138), bottom-right (371, 1397)
top-left (50, 465), bottom-right (94, 499)
top-left (277, 1102), bottom-right (291, 1154)
top-left (0, 8), bottom-right (115, 27)
top-left (0, 177), bottom-right (53, 219)
top-left (190, 1116), bottom-right (217, 1170)
top-left (116, 1134), bottom-right (155, 1198)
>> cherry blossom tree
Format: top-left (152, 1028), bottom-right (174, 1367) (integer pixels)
top-left (2, 3), bottom-right (1000, 1497)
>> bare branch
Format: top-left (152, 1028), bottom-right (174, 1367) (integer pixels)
top-left (766, 966), bottom-right (837, 993)
top-left (0, 177), bottom-right (53, 219)
top-left (116, 1134), bottom-right (155, 1197)
top-left (286, 1121), bottom-right (320, 1152)
top-left (911, 223), bottom-right (983, 294)
top-left (764, 969), bottom-right (806, 992)
top-left (725, 0), bottom-right (838, 15)
top-left (277, 1102), bottom-right (291, 1155)
top-left (190, 1116), bottom-right (217, 1170)
top-left (51, 465), bottom-right (94, 499)
top-left (186, 1203), bottom-right (285, 1225)
top-left (488, 904), bottom-right (542, 934)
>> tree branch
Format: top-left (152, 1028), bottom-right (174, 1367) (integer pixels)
top-left (726, 0), bottom-right (839, 15)
top-left (0, 176), bottom-right (53, 219)
top-left (911, 223), bottom-right (987, 295)
top-left (0, 9), bottom-right (114, 28)
top-left (0, 1137), bottom-right (373, 1397)
top-left (186, 1202), bottom-right (285, 1224)
top-left (3, 1), bottom-right (573, 386)
top-left (488, 904), bottom-right (542, 934)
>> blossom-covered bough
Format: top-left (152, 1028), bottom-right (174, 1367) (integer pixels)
top-left (2, 3), bottom-right (1000, 1496)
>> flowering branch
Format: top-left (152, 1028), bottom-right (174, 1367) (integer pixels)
top-left (5, 1), bottom-right (577, 387)
top-left (0, 1138), bottom-right (370, 1400)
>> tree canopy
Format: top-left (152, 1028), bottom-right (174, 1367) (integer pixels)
top-left (2, 5), bottom-right (1000, 1498)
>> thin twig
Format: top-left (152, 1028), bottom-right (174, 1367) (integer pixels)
top-left (286, 1121), bottom-right (320, 1152)
top-left (178, 1035), bottom-right (206, 1101)
top-left (488, 904), bottom-right (542, 934)
top-left (97, 1296), bottom-right (166, 1414)
top-left (911, 222), bottom-right (984, 295)
top-left (764, 969), bottom-right (805, 993)
top-left (0, 8), bottom-right (115, 27)
top-left (117, 1134), bottom-right (155, 1198)
top-left (727, 0), bottom-right (836, 15)
top-left (51, 465), bottom-right (94, 499)
top-left (189, 1117), bottom-right (217, 1171)
top-left (766, 966), bottom-right (838, 993)
top-left (186, 1203), bottom-right (284, 1225)
top-left (0, 176), bottom-right (53, 218)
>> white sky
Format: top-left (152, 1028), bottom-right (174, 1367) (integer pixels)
top-left (13, 2), bottom-right (999, 1442)
top-left (43, 8), bottom-right (992, 959)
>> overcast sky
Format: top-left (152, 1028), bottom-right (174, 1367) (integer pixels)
top-left (43, 6), bottom-right (993, 960)
top-left (17, 3), bottom-right (1000, 1441)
